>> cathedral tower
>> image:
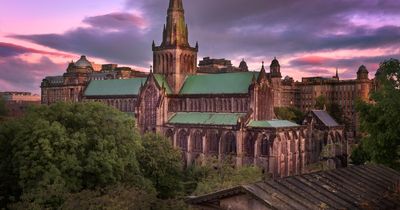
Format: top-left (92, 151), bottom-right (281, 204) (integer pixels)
top-left (152, 0), bottom-right (198, 94)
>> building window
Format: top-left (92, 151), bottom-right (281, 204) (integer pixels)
top-left (224, 132), bottom-right (236, 155)
top-left (209, 131), bottom-right (219, 154)
top-left (193, 130), bottom-right (203, 152)
top-left (261, 137), bottom-right (270, 157)
top-left (244, 134), bottom-right (255, 157)
top-left (178, 130), bottom-right (188, 152)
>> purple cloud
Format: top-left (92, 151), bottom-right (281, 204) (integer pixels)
top-left (82, 12), bottom-right (148, 30)
top-left (0, 56), bottom-right (64, 93)
top-left (0, 42), bottom-right (73, 58)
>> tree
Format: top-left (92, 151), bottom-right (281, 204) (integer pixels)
top-left (354, 59), bottom-right (400, 169)
top-left (314, 95), bottom-right (344, 124)
top-left (0, 97), bottom-right (8, 118)
top-left (0, 102), bottom-right (149, 208)
top-left (138, 133), bottom-right (184, 199)
top-left (274, 107), bottom-right (305, 124)
top-left (192, 157), bottom-right (263, 195)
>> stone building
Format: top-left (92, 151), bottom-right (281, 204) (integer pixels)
top-left (41, 0), bottom-right (348, 177)
top-left (0, 92), bottom-right (41, 117)
top-left (41, 55), bottom-right (147, 105)
top-left (280, 66), bottom-right (373, 136)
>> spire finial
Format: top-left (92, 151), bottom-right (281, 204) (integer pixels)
top-left (262, 61), bottom-right (265, 67)
top-left (150, 65), bottom-right (153, 73)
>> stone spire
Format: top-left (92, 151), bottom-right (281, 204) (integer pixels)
top-left (162, 0), bottom-right (189, 47)
top-left (258, 61), bottom-right (267, 83)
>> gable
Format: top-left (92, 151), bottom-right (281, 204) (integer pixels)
top-left (179, 72), bottom-right (258, 95)
top-left (311, 110), bottom-right (339, 127)
top-left (84, 78), bottom-right (146, 96)
top-left (153, 74), bottom-right (173, 94)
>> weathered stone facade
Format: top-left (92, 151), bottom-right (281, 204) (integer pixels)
top-left (41, 0), bottom-right (349, 177)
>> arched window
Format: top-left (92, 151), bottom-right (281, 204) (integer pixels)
top-left (165, 129), bottom-right (174, 145)
top-left (244, 134), bottom-right (255, 157)
top-left (224, 132), bottom-right (236, 155)
top-left (261, 136), bottom-right (270, 157)
top-left (193, 130), bottom-right (203, 152)
top-left (209, 131), bottom-right (219, 154)
top-left (144, 86), bottom-right (157, 130)
top-left (178, 130), bottom-right (188, 152)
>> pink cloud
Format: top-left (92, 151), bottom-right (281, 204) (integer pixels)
top-left (0, 42), bottom-right (74, 58)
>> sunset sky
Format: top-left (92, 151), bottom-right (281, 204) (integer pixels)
top-left (1, 0), bottom-right (399, 94)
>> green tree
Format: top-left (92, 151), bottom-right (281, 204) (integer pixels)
top-left (0, 102), bottom-right (149, 208)
top-left (192, 157), bottom-right (263, 195)
top-left (0, 97), bottom-right (8, 118)
top-left (274, 107), bottom-right (305, 124)
top-left (138, 133), bottom-right (184, 199)
top-left (354, 59), bottom-right (400, 169)
top-left (314, 95), bottom-right (344, 124)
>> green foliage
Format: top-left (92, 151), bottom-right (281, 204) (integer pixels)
top-left (9, 184), bottom-right (189, 210)
top-left (355, 59), bottom-right (400, 169)
top-left (192, 157), bottom-right (263, 195)
top-left (314, 95), bottom-right (344, 124)
top-left (0, 102), bottom-right (149, 208)
top-left (274, 107), bottom-right (305, 124)
top-left (0, 97), bottom-right (8, 119)
top-left (350, 143), bottom-right (371, 165)
top-left (138, 133), bottom-right (184, 199)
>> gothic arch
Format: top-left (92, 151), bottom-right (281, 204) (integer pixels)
top-left (177, 130), bottom-right (188, 152)
top-left (244, 133), bottom-right (256, 157)
top-left (261, 135), bottom-right (272, 157)
top-left (164, 129), bottom-right (174, 146)
top-left (224, 132), bottom-right (236, 155)
top-left (193, 130), bottom-right (203, 152)
top-left (208, 131), bottom-right (219, 154)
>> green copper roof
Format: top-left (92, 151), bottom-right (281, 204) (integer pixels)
top-left (179, 72), bottom-right (258, 95)
top-left (154, 74), bottom-right (172, 94)
top-left (85, 78), bottom-right (146, 96)
top-left (247, 120), bottom-right (299, 128)
top-left (168, 112), bottom-right (246, 126)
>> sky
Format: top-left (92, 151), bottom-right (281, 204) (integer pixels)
top-left (1, 0), bottom-right (400, 94)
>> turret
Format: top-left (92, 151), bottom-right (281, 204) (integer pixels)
top-left (270, 57), bottom-right (281, 78)
top-left (357, 65), bottom-right (369, 80)
top-left (239, 59), bottom-right (249, 71)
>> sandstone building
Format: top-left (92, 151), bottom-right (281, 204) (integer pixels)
top-left (40, 0), bottom-right (361, 177)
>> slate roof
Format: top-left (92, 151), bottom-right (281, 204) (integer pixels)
top-left (187, 165), bottom-right (400, 210)
top-left (168, 112), bottom-right (246, 126)
top-left (312, 110), bottom-right (339, 127)
top-left (84, 78), bottom-right (146, 96)
top-left (247, 120), bottom-right (300, 128)
top-left (179, 72), bottom-right (258, 95)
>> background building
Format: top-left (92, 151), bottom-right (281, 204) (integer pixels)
top-left (0, 92), bottom-right (41, 117)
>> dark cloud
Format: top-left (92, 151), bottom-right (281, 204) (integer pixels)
top-left (9, 0), bottom-right (400, 67)
top-left (0, 56), bottom-right (64, 92)
top-left (0, 42), bottom-right (72, 58)
top-left (82, 12), bottom-right (147, 30)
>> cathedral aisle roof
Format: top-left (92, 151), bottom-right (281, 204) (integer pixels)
top-left (84, 78), bottom-right (147, 96)
top-left (179, 72), bottom-right (258, 95)
top-left (168, 112), bottom-right (246, 126)
top-left (247, 120), bottom-right (299, 128)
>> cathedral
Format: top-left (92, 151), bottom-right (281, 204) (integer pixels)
top-left (41, 0), bottom-right (360, 177)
